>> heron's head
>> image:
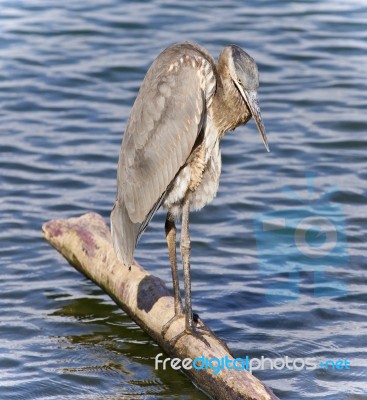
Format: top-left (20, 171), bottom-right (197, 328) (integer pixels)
top-left (224, 45), bottom-right (269, 152)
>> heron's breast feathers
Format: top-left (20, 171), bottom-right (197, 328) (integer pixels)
top-left (188, 143), bottom-right (206, 192)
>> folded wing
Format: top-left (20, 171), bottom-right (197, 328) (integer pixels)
top-left (111, 48), bottom-right (209, 266)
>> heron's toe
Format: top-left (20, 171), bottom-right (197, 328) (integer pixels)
top-left (162, 313), bottom-right (183, 338)
top-left (168, 325), bottom-right (211, 347)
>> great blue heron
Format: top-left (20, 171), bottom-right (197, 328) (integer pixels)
top-left (111, 42), bottom-right (269, 344)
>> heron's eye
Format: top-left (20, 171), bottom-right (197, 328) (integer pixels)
top-left (238, 79), bottom-right (242, 85)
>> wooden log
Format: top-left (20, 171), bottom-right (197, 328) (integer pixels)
top-left (42, 212), bottom-right (279, 400)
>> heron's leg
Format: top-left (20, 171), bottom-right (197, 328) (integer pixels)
top-left (162, 212), bottom-right (183, 337)
top-left (180, 198), bottom-right (194, 332)
top-left (166, 198), bottom-right (210, 347)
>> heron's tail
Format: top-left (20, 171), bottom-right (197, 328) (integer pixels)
top-left (110, 200), bottom-right (139, 268)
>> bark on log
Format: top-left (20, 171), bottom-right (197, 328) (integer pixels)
top-left (42, 212), bottom-right (279, 400)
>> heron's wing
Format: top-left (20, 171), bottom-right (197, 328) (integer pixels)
top-left (122, 60), bottom-right (208, 222)
top-left (111, 48), bottom-right (214, 266)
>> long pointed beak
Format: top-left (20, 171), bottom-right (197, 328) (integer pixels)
top-left (242, 89), bottom-right (270, 152)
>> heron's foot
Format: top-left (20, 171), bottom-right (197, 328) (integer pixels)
top-left (162, 312), bottom-right (183, 338)
top-left (162, 310), bottom-right (211, 347)
top-left (168, 324), bottom-right (211, 347)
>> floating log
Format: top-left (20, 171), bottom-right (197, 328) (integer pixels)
top-left (42, 212), bottom-right (278, 400)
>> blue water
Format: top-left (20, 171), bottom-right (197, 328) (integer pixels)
top-left (1, 1), bottom-right (366, 399)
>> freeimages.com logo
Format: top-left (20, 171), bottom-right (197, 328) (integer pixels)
top-left (254, 175), bottom-right (349, 302)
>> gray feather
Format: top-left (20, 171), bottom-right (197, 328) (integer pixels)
top-left (111, 43), bottom-right (212, 266)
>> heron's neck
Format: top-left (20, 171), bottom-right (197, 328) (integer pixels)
top-left (212, 62), bottom-right (251, 137)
